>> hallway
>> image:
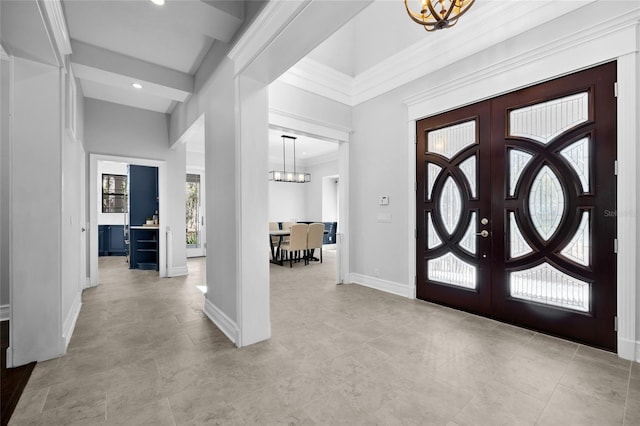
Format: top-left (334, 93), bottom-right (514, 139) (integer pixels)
top-left (8, 253), bottom-right (640, 425)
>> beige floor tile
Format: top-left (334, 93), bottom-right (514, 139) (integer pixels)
top-left (560, 355), bottom-right (630, 404)
top-left (42, 374), bottom-right (107, 412)
top-left (106, 397), bottom-right (176, 425)
top-left (11, 396), bottom-right (106, 426)
top-left (11, 254), bottom-right (636, 426)
top-left (167, 383), bottom-right (236, 425)
top-left (625, 387), bottom-right (640, 426)
top-left (9, 387), bottom-right (50, 422)
top-left (538, 384), bottom-right (625, 426)
top-left (452, 379), bottom-right (546, 426)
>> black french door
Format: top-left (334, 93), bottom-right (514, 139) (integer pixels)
top-left (416, 62), bottom-right (617, 350)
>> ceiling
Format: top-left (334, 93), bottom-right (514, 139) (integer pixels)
top-left (58, 0), bottom-right (613, 163)
top-left (63, 0), bottom-right (246, 114)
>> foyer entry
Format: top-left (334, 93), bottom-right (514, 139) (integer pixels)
top-left (416, 62), bottom-right (617, 350)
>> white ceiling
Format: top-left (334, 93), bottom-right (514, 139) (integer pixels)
top-left (58, 0), bottom-right (613, 162)
top-left (63, 0), bottom-right (245, 113)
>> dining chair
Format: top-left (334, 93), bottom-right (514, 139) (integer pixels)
top-left (307, 222), bottom-right (324, 263)
top-left (280, 223), bottom-right (308, 267)
top-left (281, 221), bottom-right (295, 244)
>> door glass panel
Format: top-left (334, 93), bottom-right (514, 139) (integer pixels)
top-left (509, 92), bottom-right (589, 144)
top-left (459, 212), bottom-right (477, 254)
top-left (428, 252), bottom-right (476, 290)
top-left (529, 165), bottom-right (564, 241)
top-left (439, 176), bottom-right (462, 235)
top-left (427, 163), bottom-right (442, 201)
top-left (186, 174), bottom-right (201, 248)
top-left (509, 212), bottom-right (533, 258)
top-left (459, 155), bottom-right (477, 198)
top-left (560, 137), bottom-right (590, 193)
top-left (510, 262), bottom-right (590, 312)
top-left (509, 149), bottom-right (533, 197)
top-left (560, 211), bottom-right (590, 266)
top-left (427, 120), bottom-right (476, 159)
top-left (427, 212), bottom-right (442, 249)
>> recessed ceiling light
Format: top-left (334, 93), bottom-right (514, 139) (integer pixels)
top-left (150, 0), bottom-right (165, 5)
top-left (132, 83), bottom-right (143, 89)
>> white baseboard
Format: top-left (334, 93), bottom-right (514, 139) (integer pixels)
top-left (203, 299), bottom-right (239, 346)
top-left (84, 277), bottom-right (93, 289)
top-left (168, 265), bottom-right (188, 277)
top-left (347, 273), bottom-right (413, 299)
top-left (0, 304), bottom-right (9, 321)
top-left (62, 293), bottom-right (82, 349)
top-left (618, 337), bottom-right (639, 362)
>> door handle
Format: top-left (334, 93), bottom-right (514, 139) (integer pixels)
top-left (476, 230), bottom-right (489, 238)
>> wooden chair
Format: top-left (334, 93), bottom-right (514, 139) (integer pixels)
top-left (307, 222), bottom-right (324, 263)
top-left (280, 223), bottom-right (308, 267)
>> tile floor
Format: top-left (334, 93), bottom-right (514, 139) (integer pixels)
top-left (9, 250), bottom-right (640, 425)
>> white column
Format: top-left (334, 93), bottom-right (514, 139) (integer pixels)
top-left (235, 74), bottom-right (270, 347)
top-left (617, 51), bottom-right (638, 361)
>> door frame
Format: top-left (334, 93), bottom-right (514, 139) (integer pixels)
top-left (89, 154), bottom-right (168, 286)
top-left (186, 167), bottom-right (206, 258)
top-left (405, 25), bottom-right (638, 360)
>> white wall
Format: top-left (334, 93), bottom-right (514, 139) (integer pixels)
top-left (305, 159), bottom-right (338, 222)
top-left (351, 88), bottom-right (409, 285)
top-left (268, 161), bottom-right (308, 222)
top-left (1, 54), bottom-right (10, 310)
top-left (322, 176), bottom-right (338, 223)
top-left (97, 160), bottom-right (128, 225)
top-left (84, 99), bottom-right (187, 276)
top-left (10, 57), bottom-right (64, 364)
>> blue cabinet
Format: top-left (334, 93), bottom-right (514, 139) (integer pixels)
top-left (129, 227), bottom-right (158, 270)
top-left (128, 165), bottom-right (158, 226)
top-left (128, 165), bottom-right (159, 270)
top-left (98, 225), bottom-right (126, 256)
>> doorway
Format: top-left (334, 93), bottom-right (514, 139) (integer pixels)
top-left (416, 62), bottom-right (617, 350)
top-left (186, 172), bottom-right (206, 258)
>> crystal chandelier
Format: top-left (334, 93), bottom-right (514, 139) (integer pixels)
top-left (268, 135), bottom-right (311, 183)
top-left (404, 0), bottom-right (475, 32)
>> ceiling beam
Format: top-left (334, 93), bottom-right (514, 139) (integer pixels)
top-left (164, 0), bottom-right (243, 43)
top-left (70, 40), bottom-right (192, 102)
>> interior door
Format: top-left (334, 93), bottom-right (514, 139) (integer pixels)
top-left (416, 62), bottom-right (617, 350)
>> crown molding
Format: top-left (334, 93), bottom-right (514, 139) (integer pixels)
top-left (269, 108), bottom-right (352, 143)
top-left (277, 57), bottom-right (353, 106)
top-left (276, 1), bottom-right (624, 107)
top-left (40, 0), bottom-right (72, 56)
top-left (228, 0), bottom-right (311, 77)
top-left (403, 9), bottom-right (640, 114)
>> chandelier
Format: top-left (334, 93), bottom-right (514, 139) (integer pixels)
top-left (404, 0), bottom-right (475, 32)
top-left (268, 135), bottom-right (311, 183)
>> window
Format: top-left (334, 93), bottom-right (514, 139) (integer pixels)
top-left (186, 173), bottom-right (201, 247)
top-left (102, 174), bottom-right (127, 213)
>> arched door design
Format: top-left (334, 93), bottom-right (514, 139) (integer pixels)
top-left (416, 62), bottom-right (617, 350)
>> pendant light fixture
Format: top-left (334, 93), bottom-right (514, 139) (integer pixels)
top-left (268, 135), bottom-right (311, 183)
top-left (404, 0), bottom-right (475, 32)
